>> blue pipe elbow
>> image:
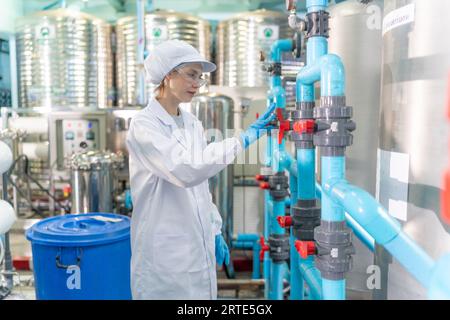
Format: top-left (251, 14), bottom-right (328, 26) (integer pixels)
top-left (270, 39), bottom-right (294, 63)
top-left (323, 179), bottom-right (401, 244)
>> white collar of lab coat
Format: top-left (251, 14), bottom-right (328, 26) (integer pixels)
top-left (149, 97), bottom-right (195, 150)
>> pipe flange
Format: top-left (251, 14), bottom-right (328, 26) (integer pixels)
top-left (314, 221), bottom-right (355, 280)
top-left (268, 233), bottom-right (290, 263)
top-left (306, 10), bottom-right (330, 39)
top-left (292, 200), bottom-right (321, 241)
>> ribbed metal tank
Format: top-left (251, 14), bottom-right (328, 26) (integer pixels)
top-left (180, 93), bottom-right (234, 241)
top-left (116, 10), bottom-right (211, 107)
top-left (328, 0), bottom-right (383, 299)
top-left (216, 9), bottom-right (295, 88)
top-left (377, 0), bottom-right (450, 299)
top-left (15, 9), bottom-right (114, 109)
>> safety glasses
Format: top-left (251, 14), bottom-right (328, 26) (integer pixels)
top-left (174, 68), bottom-right (208, 87)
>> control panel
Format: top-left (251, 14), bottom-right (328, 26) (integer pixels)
top-left (61, 119), bottom-right (100, 157)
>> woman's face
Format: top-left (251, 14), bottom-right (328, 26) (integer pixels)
top-left (166, 63), bottom-right (204, 103)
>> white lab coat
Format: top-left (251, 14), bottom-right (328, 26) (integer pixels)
top-left (126, 98), bottom-right (242, 300)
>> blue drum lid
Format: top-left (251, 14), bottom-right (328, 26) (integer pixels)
top-left (26, 213), bottom-right (130, 246)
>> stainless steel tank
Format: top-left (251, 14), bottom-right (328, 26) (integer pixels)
top-left (328, 0), bottom-right (383, 299)
top-left (116, 10), bottom-right (211, 107)
top-left (180, 93), bottom-right (234, 240)
top-left (377, 0), bottom-right (450, 299)
top-left (70, 151), bottom-right (124, 213)
top-left (216, 9), bottom-right (296, 88)
top-left (15, 9), bottom-right (114, 109)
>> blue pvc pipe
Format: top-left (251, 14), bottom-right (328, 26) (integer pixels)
top-left (322, 278), bottom-right (346, 300)
top-left (297, 149), bottom-right (316, 200)
top-left (317, 181), bottom-right (375, 251)
top-left (321, 157), bottom-right (345, 222)
top-left (345, 213), bottom-right (375, 252)
top-left (307, 0), bottom-right (328, 12)
top-left (269, 262), bottom-right (284, 300)
top-left (289, 173), bottom-right (303, 300)
top-left (320, 157), bottom-right (346, 300)
top-left (297, 54), bottom-right (346, 101)
top-left (253, 241), bottom-right (261, 279)
top-left (263, 191), bottom-right (271, 297)
top-left (236, 234), bottom-right (259, 243)
top-left (270, 39), bottom-right (294, 63)
top-left (324, 179), bottom-right (435, 289)
top-left (299, 257), bottom-right (322, 300)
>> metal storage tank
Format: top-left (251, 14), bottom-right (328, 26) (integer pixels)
top-left (328, 0), bottom-right (383, 299)
top-left (180, 93), bottom-right (234, 241)
top-left (116, 10), bottom-right (211, 107)
top-left (216, 9), bottom-right (296, 88)
top-left (377, 0), bottom-right (450, 299)
top-left (15, 9), bottom-right (114, 109)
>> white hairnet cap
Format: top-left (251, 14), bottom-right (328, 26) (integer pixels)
top-left (144, 39), bottom-right (216, 85)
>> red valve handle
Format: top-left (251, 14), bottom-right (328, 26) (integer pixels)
top-left (293, 120), bottom-right (315, 134)
top-left (294, 240), bottom-right (316, 259)
top-left (259, 237), bottom-right (270, 261)
top-left (255, 175), bottom-right (268, 182)
top-left (259, 182), bottom-right (270, 190)
top-left (277, 216), bottom-right (293, 228)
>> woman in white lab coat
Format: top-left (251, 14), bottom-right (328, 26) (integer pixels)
top-left (126, 40), bottom-right (276, 299)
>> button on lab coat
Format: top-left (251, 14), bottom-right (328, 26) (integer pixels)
top-left (126, 98), bottom-right (242, 299)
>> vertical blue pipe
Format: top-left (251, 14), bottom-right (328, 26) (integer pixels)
top-left (297, 149), bottom-right (316, 200)
top-left (321, 157), bottom-right (345, 222)
top-left (321, 156), bottom-right (346, 300)
top-left (289, 173), bottom-right (303, 300)
top-left (299, 256), bottom-right (323, 300)
top-left (269, 200), bottom-right (286, 300)
top-left (263, 191), bottom-right (271, 298)
top-left (253, 240), bottom-right (261, 279)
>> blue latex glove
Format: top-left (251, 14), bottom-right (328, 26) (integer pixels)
top-left (215, 234), bottom-right (230, 266)
top-left (240, 103), bottom-right (277, 149)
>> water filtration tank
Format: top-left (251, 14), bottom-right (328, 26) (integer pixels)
top-left (15, 9), bottom-right (114, 109)
top-left (328, 0), bottom-right (383, 298)
top-left (180, 93), bottom-right (234, 240)
top-left (216, 9), bottom-right (296, 88)
top-left (70, 151), bottom-right (124, 214)
top-left (116, 10), bottom-right (211, 107)
top-left (378, 0), bottom-right (450, 299)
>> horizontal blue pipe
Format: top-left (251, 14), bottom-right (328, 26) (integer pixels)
top-left (236, 234), bottom-right (259, 243)
top-left (384, 232), bottom-right (434, 288)
top-left (299, 257), bottom-right (322, 300)
top-left (232, 241), bottom-right (254, 250)
top-left (323, 179), bottom-right (435, 288)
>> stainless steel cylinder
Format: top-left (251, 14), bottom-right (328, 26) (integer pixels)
top-left (70, 151), bottom-right (124, 213)
top-left (378, 0), bottom-right (450, 299)
top-left (15, 9), bottom-right (114, 109)
top-left (215, 9), bottom-right (294, 88)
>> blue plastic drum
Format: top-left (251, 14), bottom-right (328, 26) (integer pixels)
top-left (26, 213), bottom-right (131, 300)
